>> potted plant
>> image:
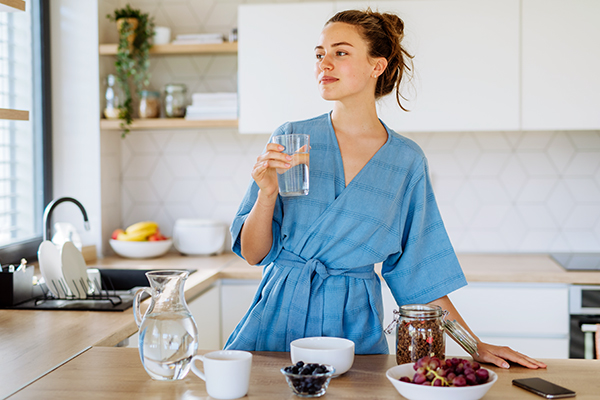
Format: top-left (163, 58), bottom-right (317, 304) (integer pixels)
top-left (107, 4), bottom-right (155, 137)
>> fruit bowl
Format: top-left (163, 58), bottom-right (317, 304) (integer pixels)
top-left (109, 239), bottom-right (172, 259)
top-left (386, 363), bottom-right (497, 400)
top-left (281, 362), bottom-right (335, 397)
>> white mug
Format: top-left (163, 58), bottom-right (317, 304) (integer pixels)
top-left (191, 350), bottom-right (252, 399)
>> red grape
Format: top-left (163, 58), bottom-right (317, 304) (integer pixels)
top-left (398, 356), bottom-right (491, 387)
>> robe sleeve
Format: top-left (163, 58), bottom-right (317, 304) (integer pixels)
top-left (230, 124), bottom-right (291, 266)
top-left (381, 157), bottom-right (467, 305)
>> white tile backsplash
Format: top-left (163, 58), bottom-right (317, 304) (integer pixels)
top-left (100, 0), bottom-right (600, 255)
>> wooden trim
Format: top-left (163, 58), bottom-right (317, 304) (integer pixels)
top-left (100, 118), bottom-right (238, 130)
top-left (0, 108), bottom-right (29, 121)
top-left (0, 0), bottom-right (25, 12)
top-left (99, 41), bottom-right (237, 55)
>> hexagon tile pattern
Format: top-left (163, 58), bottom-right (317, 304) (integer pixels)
top-left (100, 0), bottom-right (600, 254)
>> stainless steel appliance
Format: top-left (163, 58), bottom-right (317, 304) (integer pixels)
top-left (551, 253), bottom-right (600, 270)
top-left (551, 253), bottom-right (600, 359)
top-left (569, 285), bottom-right (600, 359)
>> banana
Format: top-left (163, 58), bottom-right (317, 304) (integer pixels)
top-left (125, 221), bottom-right (158, 235)
top-left (116, 227), bottom-right (157, 241)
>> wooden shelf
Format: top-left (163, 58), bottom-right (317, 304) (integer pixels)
top-left (99, 42), bottom-right (237, 56)
top-left (0, 0), bottom-right (25, 12)
top-left (100, 118), bottom-right (238, 130)
top-left (0, 108), bottom-right (29, 121)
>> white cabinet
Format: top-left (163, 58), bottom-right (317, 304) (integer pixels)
top-left (188, 283), bottom-right (222, 350)
top-left (220, 279), bottom-right (261, 346)
top-left (238, 0), bottom-right (520, 134)
top-left (372, 0), bottom-right (520, 132)
top-left (238, 2), bottom-right (335, 134)
top-left (447, 282), bottom-right (569, 359)
top-left (382, 281), bottom-right (570, 359)
top-left (522, 0), bottom-right (600, 130)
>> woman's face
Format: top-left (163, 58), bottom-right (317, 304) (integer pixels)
top-left (314, 22), bottom-right (385, 103)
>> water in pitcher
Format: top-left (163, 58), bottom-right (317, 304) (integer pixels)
top-left (139, 311), bottom-right (198, 380)
top-left (277, 162), bottom-right (309, 197)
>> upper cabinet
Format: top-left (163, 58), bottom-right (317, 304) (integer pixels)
top-left (238, 0), bottom-right (520, 134)
top-left (239, 0), bottom-right (600, 134)
top-left (238, 2), bottom-right (336, 134)
top-left (521, 0), bottom-right (600, 130)
top-left (374, 0), bottom-right (520, 133)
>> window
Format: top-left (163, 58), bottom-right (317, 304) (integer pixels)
top-left (0, 0), bottom-right (51, 264)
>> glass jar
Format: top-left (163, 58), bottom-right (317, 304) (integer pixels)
top-left (394, 304), bottom-right (446, 365)
top-left (164, 83), bottom-right (187, 118)
top-left (139, 90), bottom-right (160, 118)
top-left (103, 74), bottom-right (122, 119)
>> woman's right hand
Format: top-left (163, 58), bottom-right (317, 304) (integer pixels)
top-left (252, 143), bottom-right (292, 199)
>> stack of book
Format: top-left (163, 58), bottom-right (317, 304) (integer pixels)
top-left (185, 93), bottom-right (238, 120)
top-left (171, 33), bottom-right (224, 45)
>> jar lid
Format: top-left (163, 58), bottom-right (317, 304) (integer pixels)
top-left (165, 83), bottom-right (187, 93)
top-left (399, 304), bottom-right (444, 318)
top-left (444, 319), bottom-right (479, 356)
top-left (140, 90), bottom-right (160, 96)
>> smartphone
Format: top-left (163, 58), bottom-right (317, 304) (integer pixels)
top-left (512, 378), bottom-right (576, 398)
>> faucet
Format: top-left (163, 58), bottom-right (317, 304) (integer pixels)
top-left (43, 197), bottom-right (90, 241)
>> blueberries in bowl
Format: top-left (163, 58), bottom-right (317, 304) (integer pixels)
top-left (281, 361), bottom-right (335, 397)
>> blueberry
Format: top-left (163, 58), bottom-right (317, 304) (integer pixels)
top-left (296, 361), bottom-right (305, 368)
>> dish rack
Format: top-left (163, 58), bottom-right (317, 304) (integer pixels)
top-left (1, 268), bottom-right (150, 311)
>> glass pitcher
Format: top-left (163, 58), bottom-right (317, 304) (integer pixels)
top-left (133, 270), bottom-right (199, 380)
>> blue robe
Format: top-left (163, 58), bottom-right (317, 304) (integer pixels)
top-left (224, 113), bottom-right (467, 354)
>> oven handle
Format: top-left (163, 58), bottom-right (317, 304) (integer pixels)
top-left (581, 323), bottom-right (600, 360)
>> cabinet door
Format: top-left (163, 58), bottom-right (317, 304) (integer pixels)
top-left (220, 280), bottom-right (261, 345)
top-left (238, 2), bottom-right (335, 134)
top-left (238, 0), bottom-right (520, 134)
top-left (448, 282), bottom-right (570, 359)
top-left (363, 0), bottom-right (520, 132)
top-left (522, 0), bottom-right (600, 130)
top-left (188, 284), bottom-right (222, 350)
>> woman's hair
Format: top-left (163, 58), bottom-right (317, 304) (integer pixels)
top-left (326, 9), bottom-right (414, 111)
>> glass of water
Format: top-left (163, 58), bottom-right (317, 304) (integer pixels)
top-left (272, 134), bottom-right (310, 197)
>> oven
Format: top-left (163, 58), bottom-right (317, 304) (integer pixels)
top-left (569, 285), bottom-right (600, 359)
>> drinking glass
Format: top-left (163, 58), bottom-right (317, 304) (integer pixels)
top-left (272, 133), bottom-right (310, 197)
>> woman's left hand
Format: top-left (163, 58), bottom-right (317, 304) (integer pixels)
top-left (473, 341), bottom-right (547, 369)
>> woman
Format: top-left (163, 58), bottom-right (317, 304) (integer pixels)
top-left (225, 9), bottom-right (545, 370)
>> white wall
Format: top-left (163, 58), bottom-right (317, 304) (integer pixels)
top-left (94, 0), bottom-right (600, 255)
top-left (51, 0), bottom-right (102, 254)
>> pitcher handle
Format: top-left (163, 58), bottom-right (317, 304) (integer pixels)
top-left (133, 287), bottom-right (154, 327)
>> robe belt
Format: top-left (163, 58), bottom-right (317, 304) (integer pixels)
top-left (275, 249), bottom-right (376, 347)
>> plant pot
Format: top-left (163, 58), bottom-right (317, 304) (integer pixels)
top-left (116, 17), bottom-right (139, 50)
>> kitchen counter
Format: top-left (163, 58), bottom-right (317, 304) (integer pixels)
top-left (9, 347), bottom-right (600, 399)
top-left (1, 252), bottom-right (599, 399)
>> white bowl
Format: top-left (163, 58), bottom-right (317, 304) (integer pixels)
top-left (386, 363), bottom-right (497, 400)
top-left (109, 239), bottom-right (172, 259)
top-left (290, 337), bottom-right (355, 377)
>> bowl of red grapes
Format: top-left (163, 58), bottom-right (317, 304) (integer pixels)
top-left (281, 361), bottom-right (335, 397)
top-left (386, 356), bottom-right (497, 400)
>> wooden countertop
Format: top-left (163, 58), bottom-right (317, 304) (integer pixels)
top-left (2, 252), bottom-right (599, 399)
top-left (221, 252), bottom-right (600, 285)
top-left (9, 347), bottom-right (600, 399)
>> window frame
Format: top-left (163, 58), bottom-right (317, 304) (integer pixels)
top-left (0, 0), bottom-right (52, 265)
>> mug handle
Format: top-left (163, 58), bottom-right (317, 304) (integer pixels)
top-left (190, 355), bottom-right (206, 381)
top-left (133, 287), bottom-right (154, 328)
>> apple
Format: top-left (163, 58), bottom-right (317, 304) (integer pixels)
top-left (148, 228), bottom-right (168, 241)
top-left (111, 228), bottom-right (125, 240)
